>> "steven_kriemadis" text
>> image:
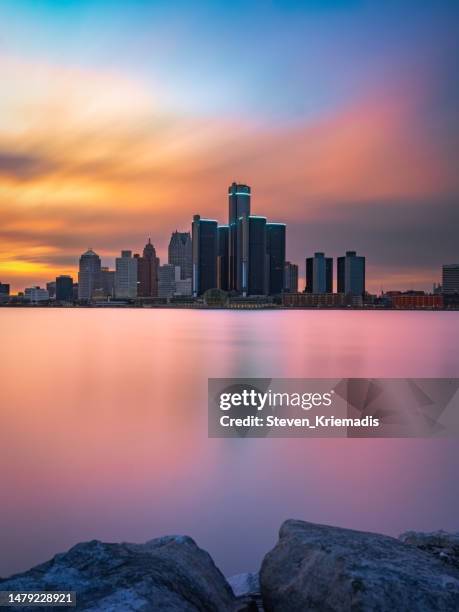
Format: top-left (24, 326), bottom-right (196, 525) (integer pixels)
top-left (219, 415), bottom-right (380, 429)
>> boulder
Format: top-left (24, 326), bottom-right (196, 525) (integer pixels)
top-left (0, 535), bottom-right (236, 611)
top-left (260, 520), bottom-right (459, 612)
top-left (400, 530), bottom-right (459, 570)
top-left (228, 573), bottom-right (263, 611)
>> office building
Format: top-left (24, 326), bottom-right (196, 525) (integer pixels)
top-left (266, 223), bottom-right (286, 295)
top-left (175, 277), bottom-right (192, 296)
top-left (228, 182), bottom-right (251, 290)
top-left (115, 250), bottom-right (138, 298)
top-left (192, 215), bottom-right (218, 296)
top-left (158, 264), bottom-right (179, 298)
top-left (137, 238), bottom-right (159, 297)
top-left (217, 225), bottom-right (229, 291)
top-left (0, 282), bottom-right (10, 301)
top-left (305, 252), bottom-right (333, 294)
top-left (55, 275), bottom-right (74, 302)
top-left (237, 215), bottom-right (267, 296)
top-left (168, 231), bottom-right (192, 280)
top-left (101, 268), bottom-right (115, 298)
top-left (24, 287), bottom-right (49, 302)
top-left (284, 262), bottom-right (298, 293)
top-left (442, 264), bottom-right (459, 294)
top-left (78, 249), bottom-right (102, 300)
top-left (46, 281), bottom-right (56, 299)
top-left (337, 251), bottom-right (365, 296)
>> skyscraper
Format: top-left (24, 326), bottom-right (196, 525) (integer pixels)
top-left (284, 262), bottom-right (298, 293)
top-left (168, 231), bottom-right (192, 280)
top-left (217, 225), bottom-right (229, 291)
top-left (237, 215), bottom-right (267, 296)
top-left (56, 275), bottom-right (74, 301)
top-left (138, 238), bottom-right (159, 297)
top-left (305, 252), bottom-right (333, 294)
top-left (192, 215), bottom-right (218, 296)
top-left (78, 249), bottom-right (102, 300)
top-left (442, 264), bottom-right (459, 294)
top-left (228, 182), bottom-right (251, 291)
top-left (115, 250), bottom-right (138, 298)
top-left (0, 282), bottom-right (10, 302)
top-left (266, 223), bottom-right (286, 295)
top-left (337, 251), bottom-right (365, 296)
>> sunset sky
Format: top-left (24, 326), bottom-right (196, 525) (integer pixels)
top-left (0, 0), bottom-right (458, 292)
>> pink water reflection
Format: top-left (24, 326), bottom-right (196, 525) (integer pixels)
top-left (0, 309), bottom-right (458, 577)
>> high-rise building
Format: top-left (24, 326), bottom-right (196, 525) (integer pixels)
top-left (237, 215), bottom-right (267, 296)
top-left (284, 262), bottom-right (298, 293)
top-left (56, 275), bottom-right (74, 301)
top-left (217, 225), bottom-right (229, 291)
top-left (46, 281), bottom-right (56, 299)
top-left (138, 238), bottom-right (159, 297)
top-left (115, 250), bottom-right (138, 298)
top-left (337, 251), bottom-right (365, 296)
top-left (442, 264), bottom-right (459, 294)
top-left (0, 282), bottom-right (10, 302)
top-left (168, 231), bottom-right (192, 280)
top-left (305, 252), bottom-right (333, 294)
top-left (100, 267), bottom-right (115, 298)
top-left (266, 223), bottom-right (286, 295)
top-left (78, 249), bottom-right (102, 300)
top-left (192, 215), bottom-right (218, 296)
top-left (228, 182), bottom-right (251, 291)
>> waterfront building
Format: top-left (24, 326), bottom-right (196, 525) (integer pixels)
top-left (442, 264), bottom-right (459, 294)
top-left (284, 262), bottom-right (298, 293)
top-left (337, 251), bottom-right (365, 296)
top-left (137, 238), bottom-right (159, 297)
top-left (175, 277), bottom-right (192, 296)
top-left (0, 282), bottom-right (10, 301)
top-left (168, 231), bottom-right (192, 280)
top-left (46, 281), bottom-right (56, 299)
top-left (115, 250), bottom-right (138, 298)
top-left (78, 249), bottom-right (102, 300)
top-left (305, 252), bottom-right (333, 294)
top-left (237, 215), bottom-right (267, 296)
top-left (24, 287), bottom-right (49, 302)
top-left (158, 264), bottom-right (179, 298)
top-left (101, 268), bottom-right (115, 298)
top-left (228, 182), bottom-right (251, 291)
top-left (192, 215), bottom-right (218, 296)
top-left (55, 275), bottom-right (74, 301)
top-left (283, 292), bottom-right (346, 308)
top-left (266, 223), bottom-right (286, 295)
top-left (217, 225), bottom-right (229, 291)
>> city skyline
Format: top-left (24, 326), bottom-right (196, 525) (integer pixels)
top-left (1, 1), bottom-right (458, 293)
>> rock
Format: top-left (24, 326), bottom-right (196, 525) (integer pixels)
top-left (260, 520), bottom-right (459, 612)
top-left (228, 573), bottom-right (263, 611)
top-left (228, 573), bottom-right (260, 598)
top-left (0, 535), bottom-right (236, 611)
top-left (400, 530), bottom-right (459, 570)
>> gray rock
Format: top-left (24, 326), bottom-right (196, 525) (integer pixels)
top-left (260, 520), bottom-right (459, 612)
top-left (228, 573), bottom-right (260, 598)
top-left (228, 573), bottom-right (264, 611)
top-left (400, 530), bottom-right (459, 570)
top-left (0, 535), bottom-right (236, 611)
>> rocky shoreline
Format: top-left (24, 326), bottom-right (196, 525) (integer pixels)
top-left (1, 521), bottom-right (458, 611)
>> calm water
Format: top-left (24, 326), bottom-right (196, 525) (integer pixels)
top-left (1, 309), bottom-right (458, 578)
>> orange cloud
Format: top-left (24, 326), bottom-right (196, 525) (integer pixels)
top-left (1, 56), bottom-right (456, 291)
